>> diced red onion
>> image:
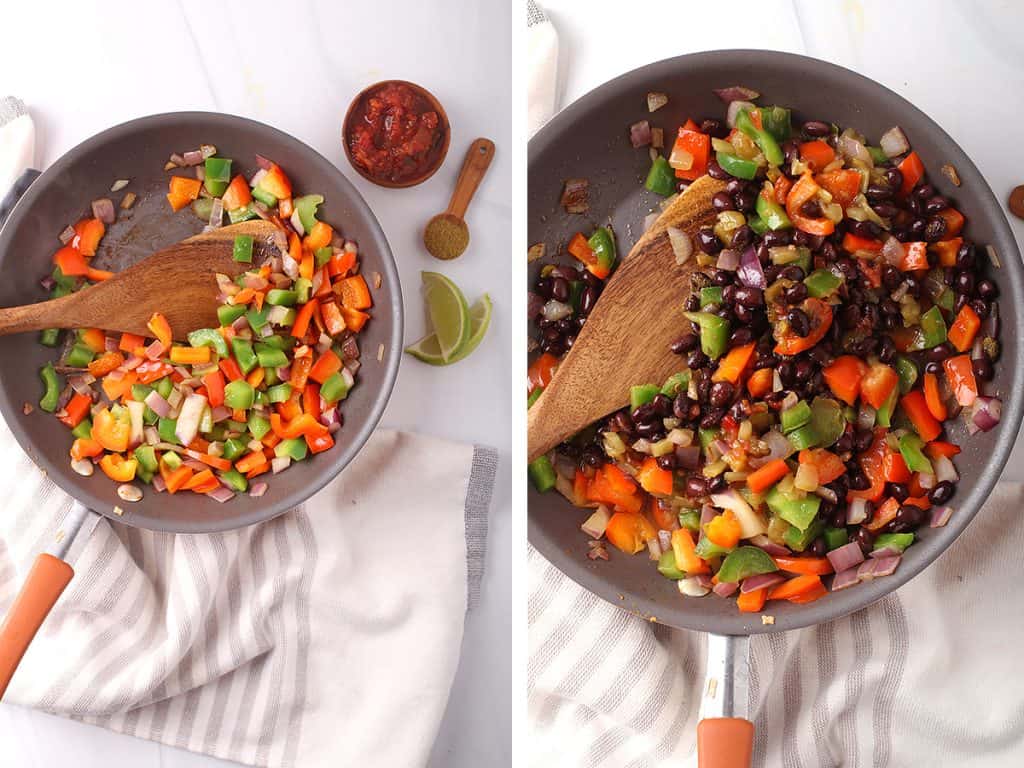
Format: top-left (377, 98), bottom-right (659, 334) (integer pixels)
top-left (271, 456), bottom-right (291, 474)
top-left (59, 225), bottom-right (76, 244)
top-left (736, 246), bottom-right (766, 289)
top-left (560, 178), bottom-right (590, 214)
top-left (39, 275), bottom-right (56, 291)
top-left (144, 426), bottom-right (160, 446)
top-left (69, 374), bottom-right (96, 395)
top-left (629, 120), bottom-right (652, 148)
top-left (249, 482), bottom-right (269, 498)
top-left (101, 335), bottom-right (117, 352)
top-left (254, 154), bottom-right (273, 170)
top-left (208, 487), bottom-right (236, 503)
top-left (542, 299), bottom-right (573, 322)
top-left (872, 555), bottom-right (901, 577)
top-left (674, 444), bottom-right (701, 469)
top-left (145, 341), bottom-right (166, 360)
top-left (528, 292), bottom-right (544, 320)
top-left (699, 503), bottom-right (716, 526)
top-left (838, 135), bottom-right (872, 166)
top-left (657, 529), bottom-right (672, 551)
top-left (869, 546), bottom-right (901, 559)
top-left (243, 273), bottom-right (269, 291)
top-left (917, 472), bottom-right (936, 490)
top-left (716, 248), bottom-right (741, 271)
top-left (814, 486), bottom-right (838, 503)
top-left (826, 541), bottom-right (865, 573)
top-left (847, 498), bottom-right (869, 525)
top-left (195, 165), bottom-right (206, 181)
top-left (831, 566), bottom-right (862, 591)
top-left (260, 324), bottom-right (274, 338)
top-left (320, 407), bottom-right (340, 427)
top-left (211, 406), bottom-right (231, 423)
top-left (856, 559), bottom-right (880, 580)
top-left (183, 458), bottom-right (208, 472)
top-left (712, 581), bottom-right (739, 598)
top-left (667, 226), bottom-right (693, 265)
top-left (930, 506), bottom-right (953, 528)
top-left (152, 473), bottom-right (167, 492)
top-left (91, 198), bottom-right (116, 224)
top-left (646, 537), bottom-right (663, 559)
top-left (726, 100), bottom-right (756, 129)
top-left (695, 574), bottom-right (714, 590)
top-left (972, 396), bottom-right (1002, 432)
top-left (200, 144), bottom-right (216, 159)
top-left (750, 430), bottom-right (794, 470)
top-left (289, 209), bottom-right (305, 236)
top-left (282, 253), bottom-right (300, 279)
top-left (647, 92), bottom-right (669, 112)
top-left (749, 535), bottom-right (790, 557)
top-left (267, 305), bottom-right (292, 326)
top-left (983, 302), bottom-right (999, 338)
top-left (740, 572), bottom-right (786, 593)
top-left (208, 197), bottom-right (224, 228)
top-left (144, 390), bottom-right (171, 418)
top-left (714, 86), bottom-right (759, 103)
top-left (169, 153), bottom-right (186, 167)
top-left (182, 150), bottom-right (204, 166)
top-left (879, 126), bottom-right (910, 158)
top-left (232, 315), bottom-right (250, 332)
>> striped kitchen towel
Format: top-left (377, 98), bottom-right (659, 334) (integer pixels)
top-left (0, 425), bottom-right (497, 768)
top-left (529, 482), bottom-right (1024, 767)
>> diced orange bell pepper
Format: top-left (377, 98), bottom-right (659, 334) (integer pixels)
top-left (291, 298), bottom-right (320, 340)
top-left (169, 346), bottom-right (212, 365)
top-left (798, 449), bottom-right (846, 485)
top-left (203, 370), bottom-right (225, 408)
top-left (799, 140), bottom-right (835, 172)
top-left (747, 458), bottom-right (791, 494)
top-left (219, 357), bottom-right (243, 382)
top-left (183, 468), bottom-right (216, 491)
top-left (246, 366), bottom-right (266, 389)
top-left (269, 412), bottom-right (329, 440)
top-left (737, 586), bottom-right (768, 613)
top-left (136, 360), bottom-right (173, 384)
top-left (671, 528), bottom-right (709, 575)
top-left (900, 242), bottom-right (929, 272)
top-left (308, 349), bottom-right (342, 384)
top-left (860, 363), bottom-right (898, 410)
top-left (528, 354), bottom-right (558, 393)
top-left (848, 431), bottom-right (887, 502)
top-left (947, 305), bottom-right (981, 353)
top-left (774, 175), bottom-right (793, 206)
top-left (747, 367), bottom-right (773, 398)
top-left (586, 464), bottom-right (642, 514)
top-left (99, 453), bottom-right (137, 482)
top-left (70, 438), bottom-right (104, 461)
top-left (320, 300), bottom-right (346, 336)
top-left (636, 456), bottom-right (674, 496)
top-left (302, 382), bottom-right (322, 420)
top-left (865, 497), bottom-right (900, 531)
top-left (339, 307), bottom-right (369, 332)
top-left (336, 275), bottom-right (372, 310)
top-left (88, 351), bottom-right (124, 377)
top-left (303, 221), bottom-right (333, 251)
top-left (221, 174), bottom-right (252, 211)
top-left (605, 511), bottom-right (657, 555)
top-left (259, 163), bottom-right (292, 199)
top-left (767, 574), bottom-right (823, 602)
top-left (79, 328), bottom-right (106, 354)
top-left (86, 266), bottom-right (114, 282)
top-left (73, 218), bottom-right (106, 257)
top-left (931, 237), bottom-right (962, 268)
top-left (773, 556), bottom-right (834, 576)
top-left (102, 371), bottom-right (137, 402)
top-left (53, 245), bottom-right (88, 276)
top-left (900, 390), bottom-right (942, 441)
top-left (937, 208), bottom-right (964, 237)
top-left (823, 355), bottom-right (868, 405)
top-left (162, 463), bottom-right (194, 494)
top-left (923, 372), bottom-right (948, 421)
top-left (306, 433), bottom-right (335, 454)
top-left (567, 232), bottom-right (608, 279)
top-left (897, 151), bottom-right (924, 197)
top-left (147, 313), bottom-right (173, 348)
top-left (328, 249), bottom-right (357, 279)
top-left (167, 176), bottom-right (201, 211)
top-left (712, 342), bottom-right (755, 384)
top-left (705, 509), bottom-right (742, 549)
top-left (91, 407), bottom-right (130, 452)
top-left (119, 332), bottom-right (145, 353)
top-left (943, 354), bottom-right (978, 407)
top-left (788, 580), bottom-right (828, 604)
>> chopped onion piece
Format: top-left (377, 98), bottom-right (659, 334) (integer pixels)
top-left (716, 248), bottom-right (740, 271)
top-left (736, 245), bottom-right (766, 289)
top-left (560, 178), bottom-right (589, 214)
top-left (930, 506), bottom-right (953, 528)
top-left (827, 541), bottom-right (865, 573)
top-left (847, 498), bottom-right (869, 525)
top-left (144, 390), bottom-right (171, 418)
top-left (972, 396), bottom-right (1002, 432)
top-left (726, 101), bottom-right (756, 129)
top-left (91, 198), bottom-right (116, 224)
top-left (668, 143), bottom-right (693, 170)
top-left (881, 236), bottom-right (904, 266)
top-left (289, 209), bottom-right (305, 236)
top-left (941, 163), bottom-right (961, 186)
top-left (872, 555), bottom-right (901, 577)
top-left (712, 581), bottom-right (738, 598)
top-left (986, 244), bottom-right (1001, 269)
top-left (175, 393), bottom-right (208, 446)
top-left (666, 227), bottom-right (692, 265)
top-left (740, 572), bottom-right (786, 594)
top-left (581, 506), bottom-right (611, 539)
top-left (629, 120), bottom-right (652, 148)
top-left (831, 566), bottom-right (862, 591)
top-left (647, 92), bottom-right (669, 112)
top-left (879, 126), bottom-right (910, 158)
top-left (541, 299), bottom-right (573, 322)
top-left (59, 225), bottom-right (76, 244)
top-left (271, 456), bottom-right (291, 474)
top-left (679, 576), bottom-right (711, 597)
top-left (714, 86), bottom-right (759, 103)
top-left (710, 488), bottom-right (766, 538)
top-left (182, 150), bottom-right (204, 166)
top-left (110, 179), bottom-right (130, 192)
top-left (208, 486), bottom-right (236, 503)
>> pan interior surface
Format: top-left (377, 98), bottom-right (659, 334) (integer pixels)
top-left (527, 50), bottom-right (1024, 634)
top-left (0, 112), bottom-right (402, 533)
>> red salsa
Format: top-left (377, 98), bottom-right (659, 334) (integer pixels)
top-left (347, 82), bottom-right (445, 183)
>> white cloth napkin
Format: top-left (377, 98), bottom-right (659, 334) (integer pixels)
top-left (527, 1), bottom-right (559, 136)
top-left (0, 96), bottom-right (498, 768)
top-left (529, 482), bottom-right (1024, 767)
top-left (1, 424), bottom-right (496, 768)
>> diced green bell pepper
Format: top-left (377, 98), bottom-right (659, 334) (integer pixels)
top-left (875, 386), bottom-right (899, 428)
top-left (735, 109), bottom-right (785, 166)
top-left (786, 423), bottom-right (819, 451)
top-left (133, 445), bottom-right (159, 474)
top-left (758, 106), bottom-right (792, 143)
top-left (66, 344), bottom-right (95, 368)
top-left (275, 437), bottom-right (308, 461)
top-left (810, 397), bottom-right (845, 448)
top-left (244, 307), bottom-right (270, 333)
top-left (315, 246), bottom-right (333, 269)
top-left (293, 278), bottom-right (312, 305)
top-left (657, 549), bottom-right (686, 580)
top-left (873, 532), bottom-right (915, 554)
top-left (204, 157), bottom-right (232, 196)
top-left (222, 437), bottom-right (248, 461)
top-left (247, 413), bottom-right (271, 441)
top-left (716, 151), bottom-right (759, 180)
top-left (231, 338), bottom-right (258, 374)
top-left (630, 384), bottom-right (660, 410)
top-left (894, 355), bottom-right (918, 394)
top-left (251, 185), bottom-right (277, 208)
top-left (936, 288), bottom-right (954, 312)
top-left (217, 304), bottom-right (247, 327)
top-left (52, 266), bottom-right (77, 291)
top-left (228, 203), bottom-right (258, 223)
top-left (266, 289), bottom-right (298, 307)
top-left (192, 197), bottom-right (215, 222)
top-left (527, 387), bottom-right (543, 408)
top-left (748, 215), bottom-right (769, 236)
top-left (698, 427), bottom-right (719, 450)
top-left (153, 377), bottom-right (172, 400)
top-left (919, 306), bottom-right (947, 349)
top-left (678, 509), bottom-right (701, 532)
top-left (784, 517), bottom-right (824, 552)
top-left (51, 284), bottom-right (72, 300)
top-left (695, 534), bottom-right (732, 561)
top-left (294, 194), bottom-right (324, 234)
top-left (162, 450), bottom-right (182, 471)
top-left (867, 146), bottom-right (888, 164)
top-left (39, 328), bottom-right (61, 347)
top-left (645, 156), bottom-right (676, 196)
top-left (700, 286), bottom-right (724, 308)
top-left (187, 328), bottom-right (229, 358)
top-left (223, 380), bottom-right (255, 410)
top-left (529, 455), bottom-right (557, 492)
top-left (661, 371), bottom-right (691, 398)
top-left (804, 269), bottom-right (843, 299)
top-left (255, 344), bottom-right (288, 369)
top-left (683, 311), bottom-right (730, 360)
top-left (320, 371), bottom-right (350, 404)
top-left (232, 234), bottom-right (254, 264)
top-left (39, 363), bottom-right (60, 413)
top-left (823, 527), bottom-right (849, 551)
top-left (266, 383), bottom-right (293, 403)
top-left (158, 417), bottom-right (180, 445)
top-left (219, 468), bottom-right (248, 493)
top-left (71, 418), bottom-right (93, 440)
top-left (781, 400), bottom-right (812, 434)
top-left (755, 193), bottom-right (792, 230)
top-left (717, 545), bottom-right (779, 583)
top-left (898, 433), bottom-right (933, 474)
top-left (258, 334), bottom-right (295, 351)
top-left (766, 485), bottom-right (821, 531)
top-left (587, 227), bottom-right (617, 276)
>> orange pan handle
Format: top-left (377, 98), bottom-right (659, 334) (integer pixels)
top-left (698, 717), bottom-right (754, 767)
top-left (0, 553), bottom-right (74, 698)
top-left (697, 633), bottom-right (754, 768)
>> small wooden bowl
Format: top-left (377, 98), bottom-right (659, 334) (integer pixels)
top-left (342, 80), bottom-right (451, 189)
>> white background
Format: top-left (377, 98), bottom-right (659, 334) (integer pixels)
top-left (0, 1), bottom-right (520, 767)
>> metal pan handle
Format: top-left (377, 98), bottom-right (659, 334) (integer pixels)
top-left (697, 633), bottom-right (754, 768)
top-left (0, 168), bottom-right (40, 230)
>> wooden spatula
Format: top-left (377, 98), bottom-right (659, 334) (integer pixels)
top-left (0, 220), bottom-right (285, 340)
top-left (528, 175), bottom-right (728, 462)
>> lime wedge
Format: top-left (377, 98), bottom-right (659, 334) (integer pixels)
top-left (421, 271), bottom-right (470, 362)
top-left (406, 293), bottom-right (492, 365)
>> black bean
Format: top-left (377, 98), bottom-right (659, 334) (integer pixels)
top-left (782, 140), bottom-right (799, 167)
top-left (581, 447), bottom-right (603, 468)
top-left (853, 430), bottom-right (874, 453)
top-left (835, 259), bottom-right (859, 281)
top-left (778, 360), bottom-right (796, 387)
top-left (841, 303), bottom-right (862, 330)
top-left (671, 333), bottom-right (699, 355)
top-left (848, 471), bottom-right (870, 491)
top-left (810, 538), bottom-right (827, 557)
top-left (734, 189), bottom-right (758, 213)
top-left (780, 265), bottom-right (806, 282)
top-left (701, 119), bottom-right (729, 138)
top-left (700, 408), bottom-right (725, 429)
top-left (729, 400), bottom-right (750, 420)
top-left (793, 357), bottom-right (814, 383)
top-left (732, 304), bottom-right (756, 325)
top-left (536, 276), bottom-right (554, 298)
top-left (800, 199), bottom-right (822, 218)
top-left (884, 168), bottom-right (903, 190)
top-left (580, 286), bottom-right (598, 315)
top-left (631, 403), bottom-right (656, 424)
top-left (687, 349), bottom-right (709, 369)
top-left (726, 327), bottom-right (753, 350)
top-left (634, 422), bottom-right (663, 439)
top-left (820, 240), bottom-right (838, 262)
top-left (685, 475), bottom-right (708, 498)
top-left (954, 270), bottom-right (975, 297)
top-left (541, 340), bottom-right (564, 356)
top-left (977, 279), bottom-right (998, 300)
top-left (854, 527), bottom-right (875, 554)
top-left (831, 509), bottom-right (849, 529)
top-left (893, 504), bottom-right (925, 532)
top-left (656, 454), bottom-right (677, 471)
top-left (808, 345), bottom-right (834, 368)
top-left (878, 335), bottom-right (897, 364)
top-left (906, 196), bottom-right (923, 216)
top-left (955, 242), bottom-right (975, 270)
top-left (672, 394), bottom-right (691, 421)
top-left (786, 308), bottom-right (810, 337)
top-left (892, 226), bottom-right (911, 243)
top-left (706, 159), bottom-right (730, 180)
top-left (710, 268), bottom-right (733, 287)
top-left (784, 282), bottom-right (809, 305)
top-left (733, 286), bottom-right (764, 308)
top-left (929, 480), bottom-right (955, 505)
top-left (697, 226), bottom-right (723, 254)
top-left (927, 342), bottom-right (954, 363)
top-left (848, 219), bottom-right (882, 240)
top-left (925, 195), bottom-right (949, 214)
top-left (970, 299), bottom-right (988, 319)
top-left (684, 294), bottom-right (701, 312)
top-left (712, 191), bottom-right (735, 213)
top-left (803, 120), bottom-right (831, 137)
top-left (762, 229), bottom-right (792, 248)
top-left (924, 361), bottom-right (941, 374)
top-left (914, 183), bottom-right (936, 200)
top-left (924, 216), bottom-right (947, 242)
top-left (725, 179), bottom-right (746, 196)
top-left (865, 184), bottom-right (893, 202)
top-left (969, 358), bottom-right (992, 384)
top-left (731, 225), bottom-right (754, 251)
top-left (909, 218), bottom-right (927, 238)
top-left (873, 202), bottom-right (899, 219)
top-left (887, 482), bottom-right (910, 502)
top-left (556, 317), bottom-right (575, 334)
top-left (651, 394), bottom-right (673, 417)
top-left (709, 381), bottom-right (734, 408)
top-left (564, 334), bottom-right (576, 350)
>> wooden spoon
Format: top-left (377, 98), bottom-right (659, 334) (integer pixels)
top-left (423, 138), bottom-right (496, 260)
top-left (528, 175), bottom-right (728, 462)
top-left (0, 220), bottom-right (285, 340)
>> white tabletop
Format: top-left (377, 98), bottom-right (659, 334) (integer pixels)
top-left (0, 0), bottom-right (516, 766)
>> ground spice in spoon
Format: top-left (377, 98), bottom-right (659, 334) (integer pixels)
top-left (424, 214), bottom-right (470, 260)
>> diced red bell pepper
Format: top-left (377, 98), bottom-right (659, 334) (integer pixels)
top-left (897, 151), bottom-right (924, 197)
top-left (673, 128), bottom-right (710, 181)
top-left (636, 456), bottom-right (674, 496)
top-left (900, 242), bottom-right (929, 272)
top-left (900, 390), bottom-right (942, 441)
top-left (947, 305), bottom-right (981, 353)
top-left (931, 237), bottom-right (962, 268)
top-left (221, 174), bottom-right (252, 211)
top-left (528, 352), bottom-right (558, 394)
top-left (823, 355), bottom-right (867, 405)
top-left (860, 363), bottom-right (898, 410)
top-left (798, 141), bottom-right (835, 172)
top-left (53, 246), bottom-right (88, 276)
top-left (73, 218), bottom-right (105, 257)
top-left (816, 169), bottom-right (862, 209)
top-left (943, 354), bottom-right (978, 406)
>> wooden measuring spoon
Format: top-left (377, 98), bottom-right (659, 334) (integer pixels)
top-left (527, 175), bottom-right (727, 462)
top-left (423, 138), bottom-right (496, 259)
top-left (0, 220), bottom-right (284, 340)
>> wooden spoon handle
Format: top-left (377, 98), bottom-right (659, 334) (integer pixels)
top-left (0, 294), bottom-right (78, 335)
top-left (446, 138), bottom-right (495, 219)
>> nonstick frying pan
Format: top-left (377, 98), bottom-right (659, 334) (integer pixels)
top-left (528, 50), bottom-right (1024, 765)
top-left (0, 111), bottom-right (402, 695)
